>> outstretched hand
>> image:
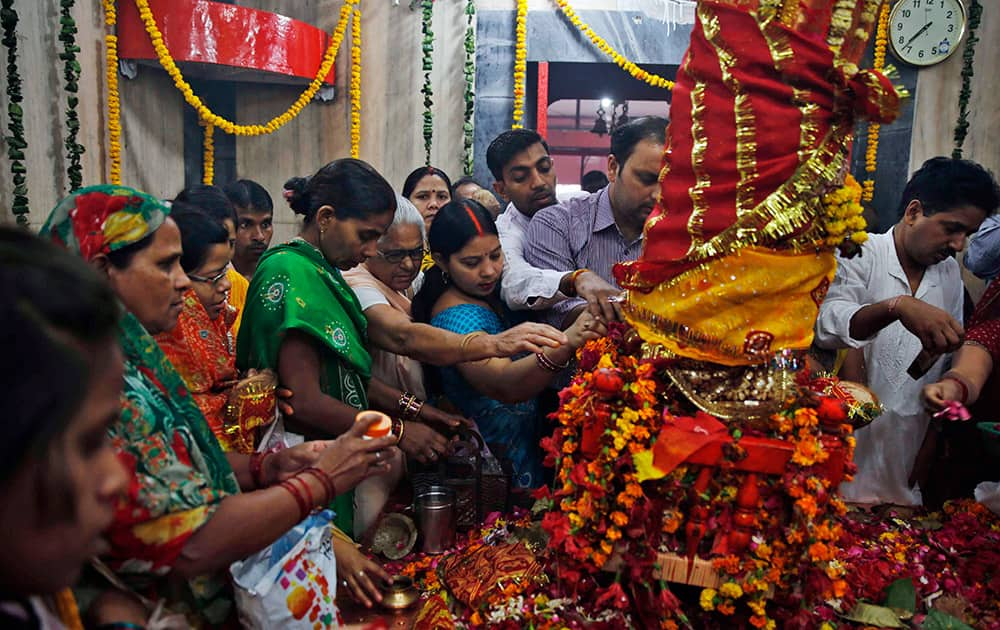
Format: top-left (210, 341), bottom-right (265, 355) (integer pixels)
top-left (490, 322), bottom-right (568, 356)
top-left (575, 271), bottom-right (622, 322)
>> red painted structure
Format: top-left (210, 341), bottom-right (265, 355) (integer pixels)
top-left (536, 62), bottom-right (549, 139)
top-left (117, 0), bottom-right (335, 84)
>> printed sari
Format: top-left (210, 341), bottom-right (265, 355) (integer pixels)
top-left (155, 290), bottom-right (238, 449)
top-left (236, 238), bottom-right (372, 535)
top-left (107, 313), bottom-right (240, 625)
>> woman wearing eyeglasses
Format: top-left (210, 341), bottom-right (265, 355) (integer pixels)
top-left (154, 203), bottom-right (280, 453)
top-left (344, 196), bottom-right (570, 403)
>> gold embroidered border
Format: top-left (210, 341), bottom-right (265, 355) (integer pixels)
top-left (699, 4), bottom-right (758, 218)
top-left (680, 122), bottom-right (853, 263)
top-left (686, 78), bottom-right (711, 250)
top-left (827, 0), bottom-right (860, 57)
top-left (622, 295), bottom-right (748, 360)
top-left (794, 89), bottom-right (823, 164)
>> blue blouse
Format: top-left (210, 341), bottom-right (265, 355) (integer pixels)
top-left (430, 303), bottom-right (544, 488)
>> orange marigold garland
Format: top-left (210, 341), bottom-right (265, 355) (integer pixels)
top-left (102, 0), bottom-right (121, 184)
top-left (511, 0), bottom-right (527, 128)
top-left (537, 322), bottom-right (856, 627)
top-left (349, 4), bottom-right (361, 158)
top-left (553, 0), bottom-right (673, 91)
top-left (201, 120), bottom-right (214, 184)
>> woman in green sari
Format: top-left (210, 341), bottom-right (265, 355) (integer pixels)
top-left (42, 186), bottom-right (397, 626)
top-left (239, 160), bottom-right (465, 537)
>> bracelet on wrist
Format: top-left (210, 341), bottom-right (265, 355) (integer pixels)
top-left (887, 294), bottom-right (904, 315)
top-left (300, 467), bottom-right (337, 505)
top-left (941, 373), bottom-right (970, 404)
top-left (536, 351), bottom-right (569, 372)
top-left (567, 268), bottom-right (590, 296)
top-left (397, 392), bottom-right (424, 422)
top-left (392, 416), bottom-right (405, 445)
top-left (279, 479), bottom-right (310, 520)
top-left (460, 331), bottom-right (486, 357)
top-left (250, 447), bottom-right (279, 488)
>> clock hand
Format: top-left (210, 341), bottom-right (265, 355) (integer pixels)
top-left (906, 22), bottom-right (934, 47)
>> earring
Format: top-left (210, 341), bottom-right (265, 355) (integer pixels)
top-left (442, 270), bottom-right (450, 285)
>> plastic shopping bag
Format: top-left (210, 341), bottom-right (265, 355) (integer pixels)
top-left (231, 509), bottom-right (343, 629)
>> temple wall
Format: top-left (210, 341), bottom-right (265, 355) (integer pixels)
top-left (235, 0), bottom-right (469, 244)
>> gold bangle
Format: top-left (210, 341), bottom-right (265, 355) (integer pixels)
top-left (460, 331), bottom-right (486, 357)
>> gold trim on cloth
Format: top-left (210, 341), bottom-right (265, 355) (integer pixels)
top-left (624, 247), bottom-right (836, 366)
top-left (699, 3), bottom-right (758, 218)
top-left (686, 78), bottom-right (712, 251)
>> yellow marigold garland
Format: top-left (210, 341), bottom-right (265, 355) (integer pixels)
top-left (553, 0), bottom-right (673, 91)
top-left (202, 120), bottom-right (214, 184)
top-left (349, 5), bottom-right (361, 158)
top-left (862, 2), bottom-right (889, 203)
top-left (512, 0), bottom-right (527, 128)
top-left (133, 0), bottom-right (354, 137)
top-left (102, 0), bottom-right (121, 184)
top-left (820, 173), bottom-right (867, 248)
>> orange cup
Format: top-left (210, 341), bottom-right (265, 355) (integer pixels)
top-left (356, 410), bottom-right (392, 439)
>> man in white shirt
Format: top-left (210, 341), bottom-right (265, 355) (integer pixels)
top-left (815, 157), bottom-right (1000, 506)
top-left (487, 129), bottom-right (620, 321)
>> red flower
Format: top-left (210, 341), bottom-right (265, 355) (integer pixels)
top-left (815, 396), bottom-right (847, 425)
top-left (541, 511), bottom-right (571, 547)
top-left (593, 368), bottom-right (625, 397)
top-left (594, 582), bottom-right (630, 610)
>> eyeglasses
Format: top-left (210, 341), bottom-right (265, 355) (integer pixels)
top-left (377, 247), bottom-right (425, 265)
top-left (188, 269), bottom-right (229, 287)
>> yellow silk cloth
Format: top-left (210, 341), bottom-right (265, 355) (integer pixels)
top-left (623, 247), bottom-right (835, 366)
top-left (227, 267), bottom-right (249, 338)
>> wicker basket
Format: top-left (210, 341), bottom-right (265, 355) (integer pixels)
top-left (479, 443), bottom-right (513, 520)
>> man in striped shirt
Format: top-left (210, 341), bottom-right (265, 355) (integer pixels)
top-left (490, 129), bottom-right (622, 319)
top-left (524, 117), bottom-right (666, 329)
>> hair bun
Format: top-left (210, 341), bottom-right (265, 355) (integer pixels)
top-left (283, 176), bottom-right (312, 214)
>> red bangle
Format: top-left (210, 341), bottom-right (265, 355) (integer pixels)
top-left (250, 448), bottom-right (278, 488)
top-left (300, 467), bottom-right (337, 505)
top-left (291, 475), bottom-right (315, 510)
top-left (941, 375), bottom-right (969, 404)
top-left (279, 480), bottom-right (309, 520)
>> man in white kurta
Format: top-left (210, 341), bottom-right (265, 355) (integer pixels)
top-left (815, 229), bottom-right (964, 505)
top-left (814, 157), bottom-right (997, 505)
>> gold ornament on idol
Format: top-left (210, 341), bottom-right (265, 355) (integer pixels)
top-left (512, 0), bottom-right (527, 128)
top-left (553, 0), bottom-right (674, 90)
top-left (350, 5), bottom-right (362, 158)
top-left (103, 0), bottom-right (122, 184)
top-left (133, 0), bottom-right (355, 137)
top-left (862, 1), bottom-right (889, 203)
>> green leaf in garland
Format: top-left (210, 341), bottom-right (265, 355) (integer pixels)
top-left (1, 0), bottom-right (29, 222)
top-left (883, 577), bottom-right (916, 615)
top-left (842, 602), bottom-right (906, 628)
top-left (59, 0), bottom-right (84, 192)
top-left (952, 0), bottom-right (981, 159)
top-left (922, 609), bottom-right (974, 630)
top-left (419, 0), bottom-right (434, 165)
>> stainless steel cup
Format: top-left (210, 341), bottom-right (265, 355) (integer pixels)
top-left (415, 486), bottom-right (456, 554)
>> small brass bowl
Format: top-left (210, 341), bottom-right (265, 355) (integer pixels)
top-left (380, 576), bottom-right (420, 610)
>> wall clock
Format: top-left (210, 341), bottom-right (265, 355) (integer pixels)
top-left (888, 0), bottom-right (967, 67)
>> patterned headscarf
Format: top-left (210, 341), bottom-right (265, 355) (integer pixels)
top-left (40, 184), bottom-right (170, 261)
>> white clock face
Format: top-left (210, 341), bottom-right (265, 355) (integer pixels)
top-left (888, 0), bottom-right (966, 67)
